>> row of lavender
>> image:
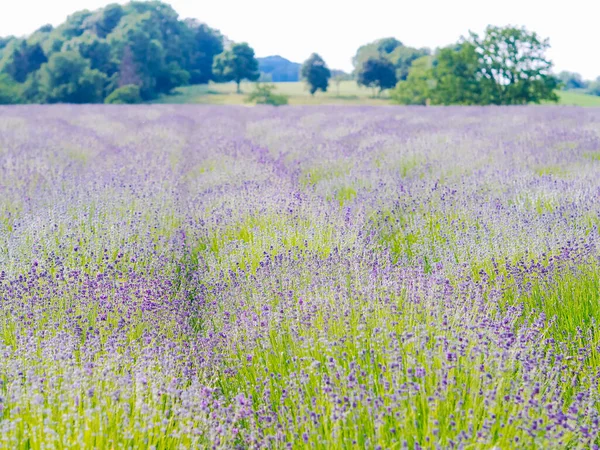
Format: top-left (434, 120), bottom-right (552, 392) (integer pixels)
top-left (1, 105), bottom-right (599, 448)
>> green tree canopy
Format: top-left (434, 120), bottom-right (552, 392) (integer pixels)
top-left (468, 25), bottom-right (559, 105)
top-left (212, 42), bottom-right (260, 93)
top-left (184, 20), bottom-right (224, 84)
top-left (353, 38), bottom-right (430, 81)
top-left (0, 74), bottom-right (22, 104)
top-left (301, 53), bottom-right (331, 95)
top-left (377, 37), bottom-right (403, 55)
top-left (393, 25), bottom-right (559, 106)
top-left (0, 1), bottom-right (224, 103)
top-left (0, 41), bottom-right (48, 83)
top-left (37, 51), bottom-right (106, 103)
top-left (391, 56), bottom-right (433, 105)
top-left (357, 58), bottom-right (397, 96)
top-left (429, 43), bottom-right (486, 105)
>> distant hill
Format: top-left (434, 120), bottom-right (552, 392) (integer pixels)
top-left (258, 56), bottom-right (300, 82)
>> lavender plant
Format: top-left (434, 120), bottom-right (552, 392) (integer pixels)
top-left (0, 105), bottom-right (599, 448)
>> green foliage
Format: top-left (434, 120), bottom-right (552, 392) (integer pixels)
top-left (377, 37), bottom-right (403, 55)
top-left (0, 1), bottom-right (224, 103)
top-left (390, 45), bottom-right (432, 80)
top-left (37, 51), bottom-right (106, 103)
top-left (63, 34), bottom-right (117, 75)
top-left (429, 43), bottom-right (487, 105)
top-left (184, 20), bottom-right (224, 84)
top-left (393, 26), bottom-right (560, 106)
top-left (245, 83), bottom-right (289, 106)
top-left (104, 84), bottom-right (142, 104)
top-left (0, 36), bottom-right (15, 51)
top-left (94, 4), bottom-right (124, 38)
top-left (213, 42), bottom-right (260, 93)
top-left (301, 53), bottom-right (331, 95)
top-left (353, 38), bottom-right (430, 81)
top-left (0, 74), bottom-right (22, 104)
top-left (469, 25), bottom-right (559, 105)
top-left (558, 71), bottom-right (587, 90)
top-left (391, 56), bottom-right (433, 105)
top-left (0, 41), bottom-right (47, 83)
top-left (156, 61), bottom-right (190, 94)
top-left (357, 58), bottom-right (397, 95)
top-left (353, 37), bottom-right (400, 68)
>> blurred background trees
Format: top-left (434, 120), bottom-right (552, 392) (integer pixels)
top-left (212, 42), bottom-right (260, 93)
top-left (392, 26), bottom-right (560, 105)
top-left (357, 58), bottom-right (397, 96)
top-left (0, 1), bottom-right (596, 105)
top-left (0, 1), bottom-right (228, 103)
top-left (301, 53), bottom-right (331, 95)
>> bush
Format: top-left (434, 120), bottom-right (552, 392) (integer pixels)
top-left (105, 84), bottom-right (142, 104)
top-left (245, 83), bottom-right (288, 106)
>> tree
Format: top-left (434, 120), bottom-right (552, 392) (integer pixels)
top-left (301, 53), bottom-right (331, 95)
top-left (38, 51), bottom-right (106, 103)
top-left (0, 36), bottom-right (15, 52)
top-left (0, 74), bottom-right (22, 104)
top-left (353, 38), bottom-right (429, 81)
top-left (36, 24), bottom-right (54, 33)
top-left (0, 2), bottom-right (226, 103)
top-left (468, 25), bottom-right (559, 104)
top-left (557, 71), bottom-right (587, 90)
top-left (212, 43), bottom-right (260, 93)
top-left (64, 35), bottom-right (117, 75)
top-left (96, 4), bottom-right (124, 37)
top-left (357, 58), bottom-right (397, 96)
top-left (388, 45), bottom-right (431, 81)
top-left (392, 26), bottom-right (559, 106)
top-left (155, 61), bottom-right (190, 93)
top-left (184, 20), bottom-right (224, 84)
top-left (2, 41), bottom-right (48, 83)
top-left (392, 56), bottom-right (433, 105)
top-left (377, 37), bottom-right (403, 55)
top-left (353, 37), bottom-right (402, 69)
top-left (429, 44), bottom-right (488, 105)
top-left (104, 84), bottom-right (141, 104)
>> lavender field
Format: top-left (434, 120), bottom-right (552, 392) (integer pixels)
top-left (1, 105), bottom-right (600, 449)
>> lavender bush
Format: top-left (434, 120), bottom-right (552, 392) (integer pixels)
top-left (1, 105), bottom-right (600, 448)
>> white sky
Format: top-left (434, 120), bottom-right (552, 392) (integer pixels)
top-left (1, 0), bottom-right (598, 79)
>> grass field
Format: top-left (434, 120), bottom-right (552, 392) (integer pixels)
top-left (554, 90), bottom-right (600, 106)
top-left (154, 81), bottom-right (600, 107)
top-left (153, 81), bottom-right (394, 105)
top-left (1, 105), bottom-right (600, 448)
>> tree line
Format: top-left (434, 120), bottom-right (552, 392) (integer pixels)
top-left (301, 26), bottom-right (564, 105)
top-left (0, 1), bottom-right (587, 105)
top-left (0, 1), bottom-right (262, 104)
